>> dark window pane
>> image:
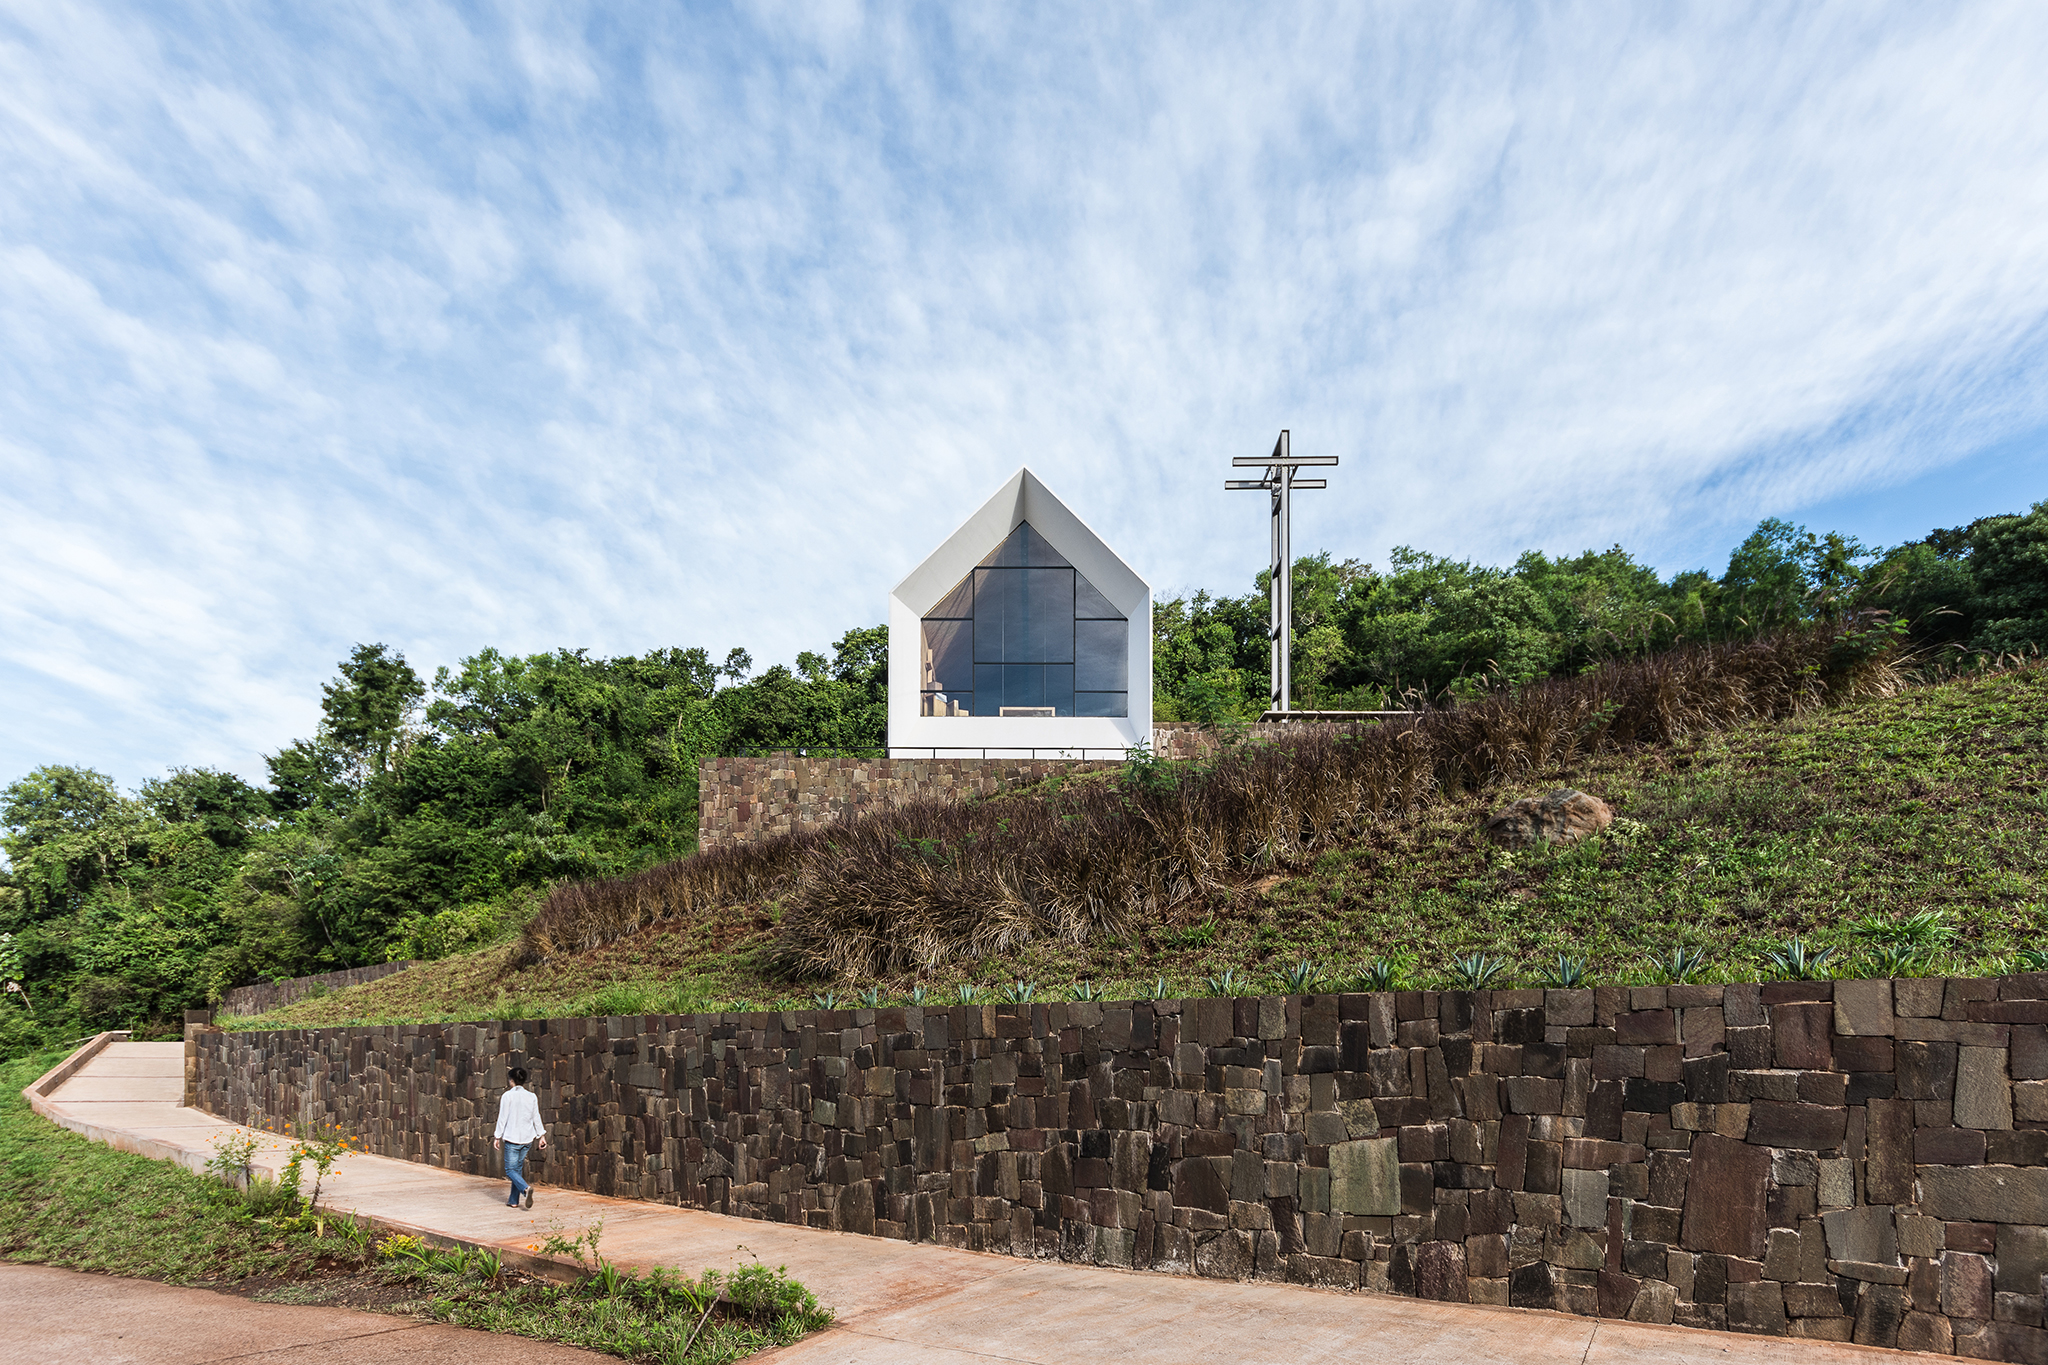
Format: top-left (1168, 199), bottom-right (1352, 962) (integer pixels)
top-left (921, 691), bottom-right (971, 717)
top-left (1002, 664), bottom-right (1045, 710)
top-left (1045, 665), bottom-right (1074, 717)
top-left (1026, 567), bottom-right (1074, 662)
top-left (979, 521), bottom-right (1071, 568)
top-left (973, 568), bottom-right (1013, 662)
top-left (927, 572), bottom-right (974, 619)
top-left (1075, 573), bottom-right (1122, 620)
top-left (973, 664), bottom-right (1007, 715)
top-left (1075, 691), bottom-right (1127, 718)
top-left (1075, 619), bottom-right (1127, 691)
top-left (922, 619), bottom-right (972, 693)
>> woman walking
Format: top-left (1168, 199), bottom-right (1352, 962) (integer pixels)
top-left (492, 1066), bottom-right (548, 1209)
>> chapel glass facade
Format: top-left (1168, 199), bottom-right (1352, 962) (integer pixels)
top-left (920, 522), bottom-right (1128, 718)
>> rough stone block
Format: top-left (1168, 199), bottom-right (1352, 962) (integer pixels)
top-left (1597, 1269), bottom-right (1641, 1318)
top-left (1680, 1134), bottom-right (1769, 1258)
top-left (1510, 1260), bottom-right (1562, 1309)
top-left (1172, 1157), bottom-right (1230, 1214)
top-left (1823, 1206), bottom-right (1900, 1266)
top-left (1773, 1003), bottom-right (1834, 1069)
top-left (1328, 1138), bottom-right (1400, 1216)
top-left (1944, 1250), bottom-right (1996, 1319)
top-left (1336, 1097), bottom-right (1380, 1137)
top-left (1956, 1046), bottom-right (2014, 1130)
top-left (1834, 978), bottom-right (1894, 1036)
top-left (2000, 1225), bottom-right (2048, 1294)
top-left (1834, 1035), bottom-right (1895, 1072)
top-left (1626, 1278), bottom-right (1677, 1324)
top-left (1899, 1214), bottom-right (1945, 1260)
top-left (1413, 1240), bottom-right (1466, 1301)
top-left (1505, 1076), bottom-right (1564, 1113)
top-left (1865, 1097), bottom-right (1915, 1204)
top-left (1745, 1101), bottom-right (1847, 1150)
top-left (1854, 1282), bottom-right (1908, 1349)
top-left (1726, 1280), bottom-right (1788, 1335)
top-left (1920, 1166), bottom-right (2048, 1224)
top-left (1899, 1039), bottom-right (1959, 1100)
top-left (2015, 1026), bottom-right (2048, 1080)
top-left (1193, 1228), bottom-right (1255, 1280)
top-left (1786, 1282), bottom-right (1847, 1317)
top-left (1897, 1312), bottom-right (1954, 1355)
top-left (1990, 1130), bottom-right (2048, 1167)
top-left (1818, 1158), bottom-right (1854, 1210)
top-left (1562, 1168), bottom-right (1607, 1229)
top-left (1763, 1227), bottom-right (1802, 1281)
top-left (1894, 978), bottom-right (1946, 1019)
top-left (1616, 1010), bottom-right (1676, 1046)
top-left (1920, 1127), bottom-right (1989, 1167)
top-left (2018, 1081), bottom-right (2048, 1123)
top-left (1284, 1253), bottom-right (1359, 1290)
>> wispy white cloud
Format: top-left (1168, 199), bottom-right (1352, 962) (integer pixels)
top-left (2, 1), bottom-right (2046, 787)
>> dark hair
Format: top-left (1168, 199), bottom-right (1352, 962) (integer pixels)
top-left (509, 1066), bottom-right (529, 1086)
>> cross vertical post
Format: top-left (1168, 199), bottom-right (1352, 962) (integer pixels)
top-left (1227, 430), bottom-right (1336, 715)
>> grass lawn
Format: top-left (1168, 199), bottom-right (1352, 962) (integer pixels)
top-left (0, 1051), bottom-right (830, 1362)
top-left (237, 666), bottom-right (2048, 1027)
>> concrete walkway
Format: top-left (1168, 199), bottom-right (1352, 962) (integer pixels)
top-left (0, 1263), bottom-right (612, 1364)
top-left (27, 1039), bottom-right (1939, 1364)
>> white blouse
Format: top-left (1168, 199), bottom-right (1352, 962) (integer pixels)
top-left (493, 1085), bottom-right (546, 1143)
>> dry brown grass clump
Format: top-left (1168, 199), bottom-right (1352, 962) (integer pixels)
top-left (518, 623), bottom-right (1904, 981)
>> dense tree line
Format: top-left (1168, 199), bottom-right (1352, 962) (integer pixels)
top-left (1, 500), bottom-right (2041, 1053)
top-left (0, 629), bottom-right (885, 1053)
top-left (1154, 500), bottom-right (2048, 719)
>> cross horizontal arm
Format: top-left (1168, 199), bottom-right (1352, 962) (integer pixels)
top-left (1225, 478), bottom-right (1325, 490)
top-left (1231, 455), bottom-right (1338, 467)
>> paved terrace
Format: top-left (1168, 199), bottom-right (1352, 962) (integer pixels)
top-left (24, 1037), bottom-right (1938, 1364)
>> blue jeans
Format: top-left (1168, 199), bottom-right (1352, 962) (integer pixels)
top-left (504, 1142), bottom-right (532, 1205)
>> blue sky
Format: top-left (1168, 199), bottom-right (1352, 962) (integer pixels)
top-left (4, 2), bottom-right (2046, 790)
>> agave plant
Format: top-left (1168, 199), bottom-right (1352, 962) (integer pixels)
top-left (1542, 955), bottom-right (1588, 989)
top-left (1278, 959), bottom-right (1324, 994)
top-left (1765, 938), bottom-right (1836, 981)
top-left (957, 983), bottom-right (985, 1005)
top-left (1070, 979), bottom-right (1102, 1002)
top-left (1203, 968), bottom-right (1242, 997)
top-left (1356, 957), bottom-right (1404, 992)
top-left (857, 986), bottom-right (886, 1008)
top-left (1148, 977), bottom-right (1172, 1000)
top-left (1848, 909), bottom-right (1954, 950)
top-left (2016, 948), bottom-right (2048, 973)
top-left (1866, 943), bottom-right (1925, 978)
top-left (811, 989), bottom-right (839, 1009)
top-left (1007, 980), bottom-right (1038, 1004)
top-left (909, 984), bottom-right (931, 1006)
top-left (1651, 946), bottom-right (1708, 985)
top-left (1446, 954), bottom-right (1509, 991)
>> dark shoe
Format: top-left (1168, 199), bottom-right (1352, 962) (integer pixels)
top-left (522, 1187), bottom-right (533, 1209)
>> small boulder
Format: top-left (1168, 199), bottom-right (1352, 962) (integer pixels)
top-left (1484, 789), bottom-right (1612, 849)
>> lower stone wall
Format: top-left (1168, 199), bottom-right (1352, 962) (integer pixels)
top-left (697, 722), bottom-right (1350, 849)
top-left (192, 974), bottom-right (2048, 1360)
top-left (220, 961), bottom-right (419, 1017)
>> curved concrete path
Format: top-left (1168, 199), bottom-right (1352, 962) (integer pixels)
top-left (26, 1038), bottom-right (1940, 1364)
top-left (0, 1263), bottom-right (611, 1364)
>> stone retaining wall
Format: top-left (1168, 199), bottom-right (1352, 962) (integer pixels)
top-left (219, 961), bottom-right (419, 1017)
top-left (192, 974), bottom-right (2048, 1360)
top-left (697, 722), bottom-right (1353, 849)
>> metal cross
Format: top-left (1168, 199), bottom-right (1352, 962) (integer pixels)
top-left (1226, 430), bottom-right (1337, 713)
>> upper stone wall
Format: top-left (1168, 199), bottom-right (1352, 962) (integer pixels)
top-left (218, 961), bottom-right (418, 1017)
top-left (192, 973), bottom-right (2048, 1361)
top-left (697, 721), bottom-right (1332, 849)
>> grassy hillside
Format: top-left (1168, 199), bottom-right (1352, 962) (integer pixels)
top-left (237, 662), bottom-right (2047, 1031)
